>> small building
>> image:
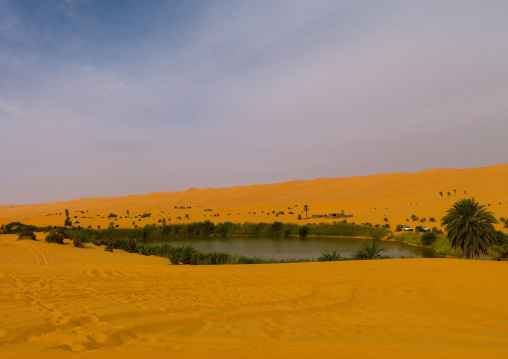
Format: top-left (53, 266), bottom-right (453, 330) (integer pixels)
top-left (311, 212), bottom-right (353, 219)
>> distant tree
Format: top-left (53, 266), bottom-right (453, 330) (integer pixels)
top-left (441, 198), bottom-right (498, 259)
top-left (64, 217), bottom-right (73, 226)
top-left (439, 191), bottom-right (443, 197)
top-left (447, 192), bottom-right (451, 197)
top-left (383, 217), bottom-right (389, 222)
top-left (303, 205), bottom-right (309, 218)
top-left (271, 221), bottom-right (283, 236)
top-left (298, 214), bottom-right (302, 220)
top-left (453, 189), bottom-right (457, 195)
top-left (464, 191), bottom-right (467, 195)
top-left (429, 217), bottom-right (436, 222)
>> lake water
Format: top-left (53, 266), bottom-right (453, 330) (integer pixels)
top-left (147, 237), bottom-right (437, 260)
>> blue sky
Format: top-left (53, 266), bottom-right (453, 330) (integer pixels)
top-left (1, 0), bottom-right (508, 204)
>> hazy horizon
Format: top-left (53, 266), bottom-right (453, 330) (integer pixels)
top-left (2, 1), bottom-right (508, 205)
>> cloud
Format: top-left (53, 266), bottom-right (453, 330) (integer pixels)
top-left (1, 1), bottom-right (508, 204)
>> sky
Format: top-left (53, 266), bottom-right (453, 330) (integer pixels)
top-left (1, 0), bottom-right (508, 205)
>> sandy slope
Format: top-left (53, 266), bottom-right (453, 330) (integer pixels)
top-left (1, 163), bottom-right (508, 231)
top-left (1, 234), bottom-right (507, 358)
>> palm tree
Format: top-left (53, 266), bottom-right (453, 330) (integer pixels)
top-left (353, 240), bottom-right (388, 260)
top-left (317, 250), bottom-right (342, 261)
top-left (303, 204), bottom-right (309, 218)
top-left (441, 198), bottom-right (498, 259)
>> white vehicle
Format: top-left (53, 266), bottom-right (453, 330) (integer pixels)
top-left (403, 225), bottom-right (414, 231)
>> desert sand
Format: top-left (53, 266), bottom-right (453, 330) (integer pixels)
top-left (1, 164), bottom-right (508, 231)
top-left (1, 164), bottom-right (508, 357)
top-left (1, 233), bottom-right (508, 358)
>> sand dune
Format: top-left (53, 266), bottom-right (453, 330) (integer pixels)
top-left (1, 165), bottom-right (507, 357)
top-left (1, 163), bottom-right (508, 231)
top-left (1, 233), bottom-right (507, 358)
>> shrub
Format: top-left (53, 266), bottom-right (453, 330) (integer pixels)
top-left (395, 224), bottom-right (403, 232)
top-left (317, 250), bottom-right (342, 261)
top-left (298, 225), bottom-right (309, 237)
top-left (128, 238), bottom-right (137, 252)
top-left (105, 240), bottom-right (114, 252)
top-left (45, 231), bottom-right (64, 244)
top-left (421, 232), bottom-right (437, 247)
top-left (73, 237), bottom-right (84, 248)
top-left (4, 221), bottom-right (24, 233)
top-left (17, 231), bottom-right (36, 241)
top-left (352, 241), bottom-right (388, 260)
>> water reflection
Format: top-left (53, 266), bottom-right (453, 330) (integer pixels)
top-left (147, 237), bottom-right (438, 260)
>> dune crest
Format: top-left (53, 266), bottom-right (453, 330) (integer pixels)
top-left (1, 163), bottom-right (507, 230)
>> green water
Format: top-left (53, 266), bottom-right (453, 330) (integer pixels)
top-left (147, 236), bottom-right (437, 260)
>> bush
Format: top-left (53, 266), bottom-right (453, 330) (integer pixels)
top-left (299, 225), bottom-right (309, 237)
top-left (395, 224), bottom-right (403, 232)
top-left (17, 231), bottom-right (36, 241)
top-left (45, 231), bottom-right (64, 244)
top-left (317, 250), bottom-right (342, 261)
top-left (105, 240), bottom-right (114, 252)
top-left (73, 237), bottom-right (84, 248)
top-left (128, 238), bottom-right (137, 252)
top-left (421, 232), bottom-right (437, 247)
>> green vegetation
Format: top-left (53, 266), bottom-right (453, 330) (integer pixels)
top-left (393, 232), bottom-right (461, 257)
top-left (73, 237), bottom-right (84, 248)
top-left (17, 231), bottom-right (36, 241)
top-left (298, 225), bottom-right (309, 237)
top-left (353, 240), bottom-right (389, 260)
top-left (420, 232), bottom-right (437, 247)
top-left (105, 240), bottom-right (114, 252)
top-left (317, 250), bottom-right (342, 262)
top-left (45, 231), bottom-right (64, 244)
top-left (441, 198), bottom-right (498, 259)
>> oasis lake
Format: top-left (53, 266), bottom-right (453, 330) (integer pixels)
top-left (147, 237), bottom-right (437, 260)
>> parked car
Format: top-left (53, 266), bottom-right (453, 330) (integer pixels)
top-left (415, 225), bottom-right (430, 232)
top-left (403, 225), bottom-right (413, 231)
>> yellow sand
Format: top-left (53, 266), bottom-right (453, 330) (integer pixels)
top-left (1, 233), bottom-right (507, 358)
top-left (1, 164), bottom-right (508, 357)
top-left (1, 163), bottom-right (508, 231)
